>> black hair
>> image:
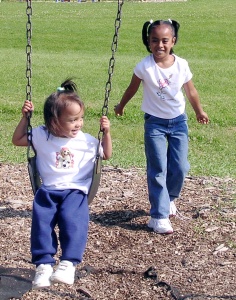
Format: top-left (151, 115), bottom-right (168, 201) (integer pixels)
top-left (59, 78), bottom-right (78, 92)
top-left (142, 19), bottom-right (180, 54)
top-left (44, 78), bottom-right (85, 137)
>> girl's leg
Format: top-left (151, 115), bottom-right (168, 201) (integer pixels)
top-left (57, 190), bottom-right (89, 264)
top-left (166, 114), bottom-right (190, 200)
top-left (144, 114), bottom-right (170, 219)
top-left (31, 187), bottom-right (58, 266)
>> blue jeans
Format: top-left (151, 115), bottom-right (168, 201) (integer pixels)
top-left (31, 188), bottom-right (89, 266)
top-left (144, 113), bottom-right (190, 219)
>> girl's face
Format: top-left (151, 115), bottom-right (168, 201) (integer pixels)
top-left (148, 24), bottom-right (176, 62)
top-left (58, 102), bottom-right (84, 138)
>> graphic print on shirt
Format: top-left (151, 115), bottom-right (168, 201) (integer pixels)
top-left (156, 74), bottom-right (173, 100)
top-left (56, 147), bottom-right (74, 169)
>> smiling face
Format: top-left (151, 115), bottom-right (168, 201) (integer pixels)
top-left (148, 24), bottom-right (176, 63)
top-left (58, 102), bottom-right (84, 138)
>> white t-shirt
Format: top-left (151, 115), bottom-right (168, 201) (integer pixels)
top-left (134, 54), bottom-right (193, 119)
top-left (32, 126), bottom-right (102, 194)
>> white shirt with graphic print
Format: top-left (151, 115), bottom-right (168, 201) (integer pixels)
top-left (32, 126), bottom-right (102, 194)
top-left (134, 54), bottom-right (193, 119)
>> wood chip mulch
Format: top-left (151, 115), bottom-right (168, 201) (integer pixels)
top-left (0, 163), bottom-right (235, 300)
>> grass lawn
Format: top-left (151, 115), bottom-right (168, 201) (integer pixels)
top-left (0, 0), bottom-right (235, 178)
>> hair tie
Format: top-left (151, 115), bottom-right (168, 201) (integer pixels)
top-left (150, 19), bottom-right (153, 24)
top-left (57, 87), bottom-right (65, 92)
top-left (168, 19), bottom-right (172, 24)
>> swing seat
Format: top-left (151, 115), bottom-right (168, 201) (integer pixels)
top-left (28, 155), bottom-right (42, 195)
top-left (87, 154), bottom-right (102, 205)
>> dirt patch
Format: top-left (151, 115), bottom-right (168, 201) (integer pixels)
top-left (0, 163), bottom-right (235, 300)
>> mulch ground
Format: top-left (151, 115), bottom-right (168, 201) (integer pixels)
top-left (0, 163), bottom-right (235, 300)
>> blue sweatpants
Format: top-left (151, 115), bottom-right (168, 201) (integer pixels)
top-left (31, 187), bottom-right (89, 266)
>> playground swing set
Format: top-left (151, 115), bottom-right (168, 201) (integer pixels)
top-left (25, 0), bottom-right (124, 204)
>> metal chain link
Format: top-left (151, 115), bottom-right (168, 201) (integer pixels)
top-left (26, 0), bottom-right (32, 102)
top-left (98, 0), bottom-right (124, 139)
top-left (26, 0), bottom-right (33, 158)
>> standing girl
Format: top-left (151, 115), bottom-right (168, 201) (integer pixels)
top-left (12, 79), bottom-right (112, 289)
top-left (114, 19), bottom-right (208, 234)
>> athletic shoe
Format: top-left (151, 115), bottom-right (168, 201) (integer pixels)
top-left (32, 264), bottom-right (53, 290)
top-left (50, 260), bottom-right (75, 285)
top-left (170, 201), bottom-right (177, 217)
top-left (148, 218), bottom-right (173, 234)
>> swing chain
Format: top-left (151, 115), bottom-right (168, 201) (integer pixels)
top-left (26, 0), bottom-right (32, 103)
top-left (99, 0), bottom-right (124, 140)
top-left (26, 0), bottom-right (33, 158)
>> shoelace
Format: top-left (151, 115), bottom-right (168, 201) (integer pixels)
top-left (37, 270), bottom-right (45, 275)
top-left (57, 262), bottom-right (70, 271)
top-left (35, 268), bottom-right (51, 279)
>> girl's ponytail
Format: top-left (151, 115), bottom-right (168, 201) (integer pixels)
top-left (142, 21), bottom-right (153, 53)
top-left (170, 20), bottom-right (180, 44)
top-left (60, 78), bottom-right (77, 93)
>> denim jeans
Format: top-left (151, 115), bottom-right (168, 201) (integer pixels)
top-left (144, 113), bottom-right (190, 219)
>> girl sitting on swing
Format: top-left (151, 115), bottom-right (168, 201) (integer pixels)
top-left (12, 79), bottom-right (112, 289)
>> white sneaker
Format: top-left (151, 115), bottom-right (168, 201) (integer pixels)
top-left (32, 264), bottom-right (53, 290)
top-left (148, 218), bottom-right (173, 234)
top-left (50, 260), bottom-right (75, 285)
top-left (170, 201), bottom-right (177, 217)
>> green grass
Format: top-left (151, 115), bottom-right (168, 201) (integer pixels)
top-left (0, 0), bottom-right (235, 178)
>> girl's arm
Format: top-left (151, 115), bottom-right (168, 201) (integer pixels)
top-left (12, 100), bottom-right (34, 146)
top-left (100, 116), bottom-right (112, 160)
top-left (114, 74), bottom-right (142, 116)
top-left (183, 80), bottom-right (209, 124)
